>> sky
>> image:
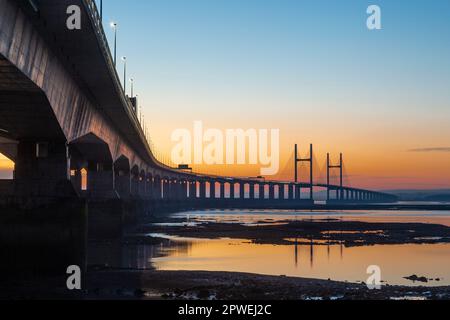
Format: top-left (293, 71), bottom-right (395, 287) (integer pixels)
top-left (2, 0), bottom-right (450, 190)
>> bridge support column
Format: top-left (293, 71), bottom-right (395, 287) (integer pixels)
top-left (14, 141), bottom-right (74, 197)
top-left (138, 173), bottom-right (146, 198)
top-left (288, 184), bottom-right (294, 200)
top-left (177, 180), bottom-right (183, 200)
top-left (200, 181), bottom-right (206, 199)
top-left (153, 178), bottom-right (160, 199)
top-left (167, 179), bottom-right (173, 200)
top-left (86, 161), bottom-right (116, 198)
top-left (113, 157), bottom-right (131, 199)
top-left (130, 172), bottom-right (140, 197)
top-left (161, 179), bottom-right (167, 199)
top-left (269, 184), bottom-right (275, 200)
top-left (249, 183), bottom-right (255, 200)
top-left (239, 183), bottom-right (245, 199)
top-left (181, 181), bottom-right (188, 200)
top-left (210, 181), bottom-right (216, 199)
top-left (173, 179), bottom-right (181, 200)
top-left (295, 185), bottom-right (301, 200)
top-left (115, 170), bottom-right (130, 199)
top-left (218, 182), bottom-right (224, 200)
top-left (146, 176), bottom-right (153, 199)
top-left (279, 184), bottom-right (285, 200)
top-left (190, 181), bottom-right (197, 199)
top-left (170, 179), bottom-right (177, 200)
top-left (230, 183), bottom-right (235, 199)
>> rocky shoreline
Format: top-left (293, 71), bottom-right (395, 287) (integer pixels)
top-left (3, 269), bottom-right (450, 300)
top-left (135, 217), bottom-right (450, 247)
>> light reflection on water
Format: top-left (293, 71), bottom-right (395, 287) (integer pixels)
top-left (89, 210), bottom-right (450, 287)
top-left (173, 209), bottom-right (450, 227)
top-left (150, 238), bottom-right (450, 287)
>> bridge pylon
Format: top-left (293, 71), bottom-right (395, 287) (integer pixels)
top-left (327, 153), bottom-right (343, 201)
top-left (294, 144), bottom-right (313, 201)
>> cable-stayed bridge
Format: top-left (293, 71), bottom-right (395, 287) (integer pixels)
top-left (0, 0), bottom-right (397, 210)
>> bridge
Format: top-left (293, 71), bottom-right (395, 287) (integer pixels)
top-left (0, 0), bottom-right (397, 210)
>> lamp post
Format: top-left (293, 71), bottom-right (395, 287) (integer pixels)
top-left (121, 56), bottom-right (127, 94)
top-left (130, 78), bottom-right (134, 98)
top-left (110, 22), bottom-right (117, 66)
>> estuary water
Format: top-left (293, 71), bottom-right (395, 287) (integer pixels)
top-left (89, 210), bottom-right (450, 287)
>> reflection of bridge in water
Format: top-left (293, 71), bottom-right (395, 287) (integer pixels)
top-left (0, 0), bottom-right (396, 210)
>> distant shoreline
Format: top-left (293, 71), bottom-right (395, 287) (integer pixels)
top-left (199, 203), bottom-right (450, 211)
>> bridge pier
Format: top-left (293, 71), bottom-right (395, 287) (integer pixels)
top-left (198, 180), bottom-right (204, 199)
top-left (14, 141), bottom-right (74, 198)
top-left (146, 175), bottom-right (153, 199)
top-left (161, 179), bottom-right (167, 199)
top-left (184, 181), bottom-right (189, 200)
top-left (239, 183), bottom-right (245, 200)
top-left (279, 184), bottom-right (285, 200)
top-left (230, 183), bottom-right (235, 199)
top-left (130, 169), bottom-right (140, 198)
top-left (154, 177), bottom-right (162, 199)
top-left (189, 181), bottom-right (196, 199)
top-left (218, 182), bottom-right (224, 200)
top-left (138, 171), bottom-right (146, 198)
top-left (86, 161), bottom-right (116, 199)
top-left (172, 179), bottom-right (179, 200)
top-left (210, 181), bottom-right (216, 199)
top-left (249, 183), bottom-right (255, 200)
top-left (169, 179), bottom-right (176, 200)
top-left (295, 185), bottom-right (301, 200)
top-left (268, 184), bottom-right (274, 200)
top-left (288, 184), bottom-right (294, 200)
top-left (113, 157), bottom-right (131, 199)
top-left (257, 184), bottom-right (262, 200)
top-left (177, 180), bottom-right (183, 200)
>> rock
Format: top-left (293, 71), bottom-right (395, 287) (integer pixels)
top-left (404, 275), bottom-right (428, 283)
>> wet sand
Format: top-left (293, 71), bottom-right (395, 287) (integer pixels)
top-left (86, 270), bottom-right (450, 300)
top-left (136, 218), bottom-right (450, 247)
top-left (3, 269), bottom-right (450, 300)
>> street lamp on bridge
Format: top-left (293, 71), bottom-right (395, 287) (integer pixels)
top-left (121, 56), bottom-right (127, 93)
top-left (110, 22), bottom-right (117, 66)
top-left (130, 78), bottom-right (134, 98)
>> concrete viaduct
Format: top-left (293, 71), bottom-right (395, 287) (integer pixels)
top-left (0, 0), bottom-right (397, 209)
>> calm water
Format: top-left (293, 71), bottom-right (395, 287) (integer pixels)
top-left (90, 210), bottom-right (450, 287)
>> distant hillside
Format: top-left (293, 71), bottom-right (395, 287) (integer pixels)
top-left (385, 189), bottom-right (450, 202)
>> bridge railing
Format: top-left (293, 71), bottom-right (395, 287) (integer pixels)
top-left (83, 1), bottom-right (133, 115)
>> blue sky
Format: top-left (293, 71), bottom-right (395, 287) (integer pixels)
top-left (100, 0), bottom-right (450, 114)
